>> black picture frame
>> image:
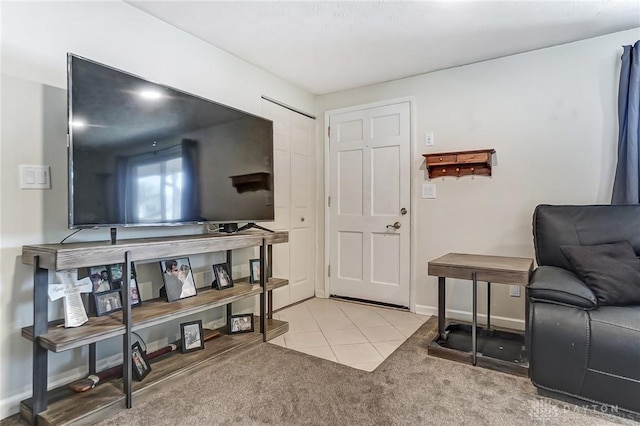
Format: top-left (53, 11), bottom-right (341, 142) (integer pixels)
top-left (107, 263), bottom-right (123, 285)
top-left (89, 265), bottom-right (111, 293)
top-left (229, 313), bottom-right (254, 334)
top-left (249, 259), bottom-right (260, 284)
top-left (160, 258), bottom-right (197, 302)
top-left (93, 289), bottom-right (123, 316)
top-left (212, 263), bottom-right (234, 290)
top-left (180, 320), bottom-right (205, 353)
top-left (131, 342), bottom-right (151, 381)
top-left (110, 263), bottom-right (142, 307)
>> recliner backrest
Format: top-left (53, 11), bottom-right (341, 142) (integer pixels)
top-left (533, 204), bottom-right (640, 269)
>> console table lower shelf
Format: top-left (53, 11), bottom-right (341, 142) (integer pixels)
top-left (20, 318), bottom-right (288, 426)
top-left (428, 322), bottom-right (528, 377)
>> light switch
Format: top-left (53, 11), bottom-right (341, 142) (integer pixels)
top-left (425, 132), bottom-right (434, 146)
top-left (20, 165), bottom-right (51, 189)
top-left (421, 183), bottom-right (436, 199)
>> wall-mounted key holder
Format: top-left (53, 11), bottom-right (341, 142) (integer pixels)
top-left (422, 149), bottom-right (495, 179)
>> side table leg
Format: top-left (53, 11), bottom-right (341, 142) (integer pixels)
top-left (438, 276), bottom-right (446, 340)
top-left (486, 282), bottom-right (491, 330)
top-left (472, 272), bottom-right (478, 366)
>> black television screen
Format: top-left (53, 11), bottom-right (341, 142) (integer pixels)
top-left (67, 54), bottom-right (274, 228)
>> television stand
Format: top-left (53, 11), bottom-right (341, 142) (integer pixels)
top-left (238, 223), bottom-right (274, 233)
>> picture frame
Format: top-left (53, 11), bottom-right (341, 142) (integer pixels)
top-left (249, 259), bottom-right (261, 284)
top-left (110, 264), bottom-right (142, 307)
top-left (93, 289), bottom-right (123, 316)
top-left (89, 265), bottom-right (111, 293)
top-left (131, 341), bottom-right (151, 381)
top-left (107, 263), bottom-right (123, 285)
top-left (212, 263), bottom-right (234, 290)
top-left (229, 313), bottom-right (254, 334)
top-left (180, 320), bottom-right (205, 353)
top-left (160, 258), bottom-right (197, 302)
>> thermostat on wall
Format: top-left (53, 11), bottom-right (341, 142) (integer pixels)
top-left (422, 183), bottom-right (436, 199)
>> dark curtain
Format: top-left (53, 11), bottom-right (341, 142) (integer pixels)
top-left (612, 40), bottom-right (640, 204)
top-left (181, 139), bottom-right (201, 221)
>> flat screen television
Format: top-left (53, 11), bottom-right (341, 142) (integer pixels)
top-left (67, 54), bottom-right (274, 230)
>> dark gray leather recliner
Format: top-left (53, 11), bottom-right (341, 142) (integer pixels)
top-left (528, 204), bottom-right (640, 415)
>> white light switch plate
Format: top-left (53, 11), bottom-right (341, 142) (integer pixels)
top-left (425, 132), bottom-right (434, 146)
top-left (20, 165), bottom-right (51, 189)
top-left (421, 183), bottom-right (436, 199)
top-left (509, 285), bottom-right (521, 297)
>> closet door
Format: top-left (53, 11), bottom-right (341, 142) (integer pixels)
top-left (261, 99), bottom-right (315, 309)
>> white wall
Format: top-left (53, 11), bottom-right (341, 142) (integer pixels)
top-left (318, 28), bottom-right (640, 327)
top-left (0, 1), bottom-right (315, 418)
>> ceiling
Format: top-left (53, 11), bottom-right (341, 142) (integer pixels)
top-left (126, 1), bottom-right (640, 95)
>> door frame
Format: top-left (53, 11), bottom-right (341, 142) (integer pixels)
top-left (323, 97), bottom-right (418, 312)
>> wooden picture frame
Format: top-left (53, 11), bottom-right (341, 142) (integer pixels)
top-left (131, 341), bottom-right (151, 381)
top-left (212, 263), bottom-right (234, 290)
top-left (229, 313), bottom-right (254, 334)
top-left (180, 320), bottom-right (205, 353)
top-left (93, 289), bottom-right (123, 316)
top-left (160, 258), bottom-right (197, 302)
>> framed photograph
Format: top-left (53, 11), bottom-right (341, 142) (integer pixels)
top-left (89, 265), bottom-right (111, 293)
top-left (93, 289), bottom-right (123, 316)
top-left (212, 263), bottom-right (234, 290)
top-left (249, 259), bottom-right (269, 284)
top-left (180, 320), bottom-right (205, 353)
top-left (160, 258), bottom-right (197, 302)
top-left (110, 264), bottom-right (142, 307)
top-left (229, 313), bottom-right (254, 334)
top-left (107, 263), bottom-right (123, 285)
top-left (131, 342), bottom-right (151, 381)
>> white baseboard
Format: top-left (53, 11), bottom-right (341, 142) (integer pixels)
top-left (414, 304), bottom-right (525, 331)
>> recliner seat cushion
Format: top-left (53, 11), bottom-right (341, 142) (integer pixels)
top-left (560, 241), bottom-right (640, 306)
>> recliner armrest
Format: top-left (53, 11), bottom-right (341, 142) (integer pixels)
top-left (528, 266), bottom-right (597, 310)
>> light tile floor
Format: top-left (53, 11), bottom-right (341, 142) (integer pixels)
top-left (268, 298), bottom-right (429, 371)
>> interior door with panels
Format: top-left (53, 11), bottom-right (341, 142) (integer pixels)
top-left (329, 102), bottom-right (410, 307)
top-left (289, 113), bottom-right (316, 303)
top-left (261, 99), bottom-right (316, 310)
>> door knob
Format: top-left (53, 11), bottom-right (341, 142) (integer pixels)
top-left (386, 222), bottom-right (401, 230)
top-left (301, 217), bottom-right (305, 222)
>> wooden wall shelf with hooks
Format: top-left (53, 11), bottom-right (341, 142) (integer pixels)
top-left (422, 149), bottom-right (495, 179)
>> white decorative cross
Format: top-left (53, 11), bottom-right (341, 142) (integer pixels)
top-left (48, 270), bottom-right (92, 328)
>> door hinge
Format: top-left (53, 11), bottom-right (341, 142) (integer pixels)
top-left (327, 126), bottom-right (330, 138)
top-left (328, 264), bottom-right (331, 277)
top-left (328, 196), bottom-right (331, 207)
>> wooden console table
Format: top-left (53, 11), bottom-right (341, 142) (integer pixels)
top-left (427, 253), bottom-right (533, 376)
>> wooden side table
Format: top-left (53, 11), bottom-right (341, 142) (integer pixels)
top-left (427, 253), bottom-right (533, 376)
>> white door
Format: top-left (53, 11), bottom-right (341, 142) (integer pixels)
top-left (328, 102), bottom-right (410, 307)
top-left (289, 113), bottom-right (316, 303)
top-left (261, 99), bottom-right (315, 309)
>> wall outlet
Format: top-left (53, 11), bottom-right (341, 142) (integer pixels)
top-left (509, 285), bottom-right (521, 297)
top-left (425, 132), bottom-right (434, 146)
top-left (421, 183), bottom-right (436, 199)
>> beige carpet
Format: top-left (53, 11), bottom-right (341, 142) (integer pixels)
top-left (2, 317), bottom-right (637, 425)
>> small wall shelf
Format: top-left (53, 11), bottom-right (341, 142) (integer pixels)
top-left (230, 172), bottom-right (270, 193)
top-left (422, 149), bottom-right (495, 179)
